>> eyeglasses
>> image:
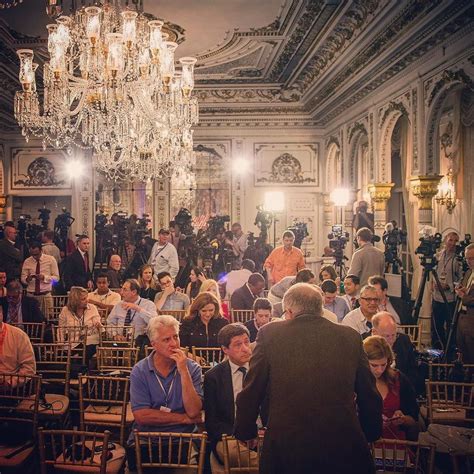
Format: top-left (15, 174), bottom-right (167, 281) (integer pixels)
top-left (360, 297), bottom-right (379, 303)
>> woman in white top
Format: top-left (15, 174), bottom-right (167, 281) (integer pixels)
top-left (59, 286), bottom-right (102, 361)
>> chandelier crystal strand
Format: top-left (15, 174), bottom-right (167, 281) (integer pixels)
top-left (14, 1), bottom-right (198, 181)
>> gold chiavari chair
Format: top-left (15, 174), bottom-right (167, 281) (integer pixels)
top-left (11, 321), bottom-right (45, 343)
top-left (99, 325), bottom-right (135, 347)
top-left (428, 362), bottom-right (474, 383)
top-left (158, 309), bottom-right (187, 322)
top-left (96, 346), bottom-right (139, 373)
top-left (221, 434), bottom-right (264, 474)
top-left (230, 310), bottom-right (254, 324)
top-left (398, 323), bottom-right (422, 350)
top-left (191, 347), bottom-right (225, 372)
top-left (52, 325), bottom-right (88, 366)
top-left (145, 345), bottom-right (189, 358)
top-left (44, 295), bottom-right (69, 324)
top-left (133, 431), bottom-right (207, 474)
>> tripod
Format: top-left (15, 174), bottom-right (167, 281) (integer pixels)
top-left (444, 296), bottom-right (463, 363)
top-left (412, 258), bottom-right (454, 359)
top-left (332, 252), bottom-right (348, 280)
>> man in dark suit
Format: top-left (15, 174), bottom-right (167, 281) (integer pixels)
top-left (0, 280), bottom-right (45, 324)
top-left (0, 222), bottom-right (22, 282)
top-left (62, 235), bottom-right (93, 291)
top-left (230, 273), bottom-right (265, 310)
top-left (235, 283), bottom-right (382, 474)
top-left (204, 323), bottom-right (256, 469)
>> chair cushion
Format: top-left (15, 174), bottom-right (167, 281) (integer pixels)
top-left (0, 444), bottom-right (34, 467)
top-left (84, 403), bottom-right (133, 424)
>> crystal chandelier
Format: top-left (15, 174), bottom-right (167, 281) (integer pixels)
top-left (14, 1), bottom-right (198, 181)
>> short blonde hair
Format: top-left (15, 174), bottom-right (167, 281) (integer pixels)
top-left (147, 315), bottom-right (180, 342)
top-left (67, 287), bottom-right (88, 313)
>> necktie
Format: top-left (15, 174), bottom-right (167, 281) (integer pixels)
top-left (351, 297), bottom-right (356, 309)
top-left (83, 252), bottom-right (89, 273)
top-left (366, 320), bottom-right (373, 330)
top-left (237, 366), bottom-right (247, 380)
top-left (34, 259), bottom-right (41, 295)
top-left (124, 309), bottom-right (132, 326)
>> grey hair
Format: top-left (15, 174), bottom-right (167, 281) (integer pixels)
top-left (372, 311), bottom-right (396, 329)
top-left (147, 315), bottom-right (180, 342)
top-left (465, 243), bottom-right (474, 253)
top-left (360, 284), bottom-right (378, 296)
top-left (282, 283), bottom-right (323, 317)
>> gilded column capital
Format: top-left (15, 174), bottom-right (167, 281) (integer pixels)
top-left (368, 183), bottom-right (394, 211)
top-left (410, 175), bottom-right (442, 210)
top-left (0, 195), bottom-right (6, 209)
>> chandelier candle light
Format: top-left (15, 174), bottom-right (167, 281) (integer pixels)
top-left (14, 1), bottom-right (199, 181)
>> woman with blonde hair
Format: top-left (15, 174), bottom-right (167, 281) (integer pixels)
top-left (199, 278), bottom-right (229, 319)
top-left (58, 286), bottom-right (102, 360)
top-left (180, 292), bottom-right (228, 348)
top-left (363, 335), bottom-right (419, 440)
top-left (137, 264), bottom-right (159, 301)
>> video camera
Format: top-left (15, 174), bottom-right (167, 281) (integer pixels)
top-left (207, 215), bottom-right (230, 240)
top-left (254, 205), bottom-right (272, 239)
top-left (95, 210), bottom-right (108, 230)
top-left (455, 233), bottom-right (472, 272)
top-left (328, 225), bottom-right (350, 264)
top-left (174, 208), bottom-right (194, 238)
top-left (383, 221), bottom-right (407, 272)
top-left (415, 229), bottom-right (442, 269)
top-left (287, 221), bottom-right (309, 249)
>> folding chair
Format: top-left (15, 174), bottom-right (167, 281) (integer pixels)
top-left (99, 325), bottom-right (135, 347)
top-left (230, 310), bottom-right (254, 324)
top-left (96, 346), bottom-right (139, 373)
top-left (191, 347), bottom-right (224, 372)
top-left (79, 375), bottom-right (132, 446)
top-left (398, 323), bottom-right (422, 350)
top-left (38, 428), bottom-right (126, 474)
top-left (0, 374), bottom-right (41, 471)
top-left (133, 430), bottom-right (207, 474)
top-left (158, 310), bottom-right (187, 322)
top-left (425, 381), bottom-right (474, 426)
top-left (370, 438), bottom-right (435, 473)
top-left (11, 321), bottom-right (45, 343)
top-left (221, 434), bottom-right (264, 474)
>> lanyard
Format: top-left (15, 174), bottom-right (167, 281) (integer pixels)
top-left (154, 369), bottom-right (178, 407)
top-left (127, 298), bottom-right (141, 323)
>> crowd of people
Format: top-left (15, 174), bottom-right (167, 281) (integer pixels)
top-left (0, 218), bottom-right (473, 473)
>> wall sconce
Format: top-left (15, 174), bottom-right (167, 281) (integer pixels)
top-left (436, 169), bottom-right (456, 214)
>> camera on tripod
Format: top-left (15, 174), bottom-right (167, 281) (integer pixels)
top-left (328, 225), bottom-right (349, 255)
top-left (383, 221), bottom-right (407, 272)
top-left (415, 229), bottom-right (442, 269)
top-left (287, 221), bottom-right (309, 249)
top-left (207, 215), bottom-right (230, 239)
top-left (455, 234), bottom-right (472, 271)
top-left (174, 208), bottom-right (194, 238)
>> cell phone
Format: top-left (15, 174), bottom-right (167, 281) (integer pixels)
top-left (385, 414), bottom-right (402, 422)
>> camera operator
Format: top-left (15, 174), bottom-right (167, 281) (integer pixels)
top-left (352, 200), bottom-right (374, 232)
top-left (0, 222), bottom-right (22, 282)
top-left (41, 230), bottom-right (61, 264)
top-left (431, 232), bottom-right (462, 349)
top-left (148, 228), bottom-right (179, 280)
top-left (106, 254), bottom-right (124, 289)
top-left (455, 243), bottom-right (474, 363)
top-left (347, 227), bottom-right (385, 286)
top-left (225, 223), bottom-right (248, 265)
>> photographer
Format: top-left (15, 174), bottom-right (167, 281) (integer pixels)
top-left (348, 227), bottom-right (385, 286)
top-left (148, 228), bottom-right (179, 280)
top-left (431, 232), bottom-right (462, 349)
top-left (225, 223), bottom-right (248, 265)
top-left (352, 201), bottom-right (374, 232)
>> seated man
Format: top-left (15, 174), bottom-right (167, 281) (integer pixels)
top-left (321, 280), bottom-right (350, 322)
top-left (0, 305), bottom-right (36, 379)
top-left (342, 274), bottom-right (360, 311)
top-left (368, 275), bottom-right (401, 324)
top-left (154, 272), bottom-right (190, 311)
top-left (204, 324), bottom-right (258, 470)
top-left (244, 298), bottom-right (273, 342)
top-left (370, 311), bottom-right (418, 390)
top-left (230, 273), bottom-right (265, 311)
top-left (87, 272), bottom-right (121, 313)
top-left (106, 254), bottom-right (124, 289)
top-left (342, 285), bottom-right (379, 335)
top-left (0, 280), bottom-right (45, 324)
top-left (0, 268), bottom-right (6, 297)
top-left (221, 259), bottom-right (255, 300)
top-left (268, 269), bottom-right (315, 317)
top-left (129, 315), bottom-right (203, 465)
top-left (107, 279), bottom-right (157, 347)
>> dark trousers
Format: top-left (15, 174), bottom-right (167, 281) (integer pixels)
top-left (431, 300), bottom-right (456, 350)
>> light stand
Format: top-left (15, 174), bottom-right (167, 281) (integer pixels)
top-left (263, 191), bottom-right (285, 248)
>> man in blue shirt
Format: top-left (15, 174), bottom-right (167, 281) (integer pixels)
top-left (321, 279), bottom-right (349, 322)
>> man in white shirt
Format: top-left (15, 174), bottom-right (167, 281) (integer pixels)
top-left (21, 241), bottom-right (59, 295)
top-left (368, 275), bottom-right (401, 324)
top-left (221, 259), bottom-right (255, 299)
top-left (342, 285), bottom-right (380, 335)
top-left (148, 229), bottom-right (179, 280)
top-left (88, 272), bottom-right (121, 312)
top-left (41, 230), bottom-right (61, 263)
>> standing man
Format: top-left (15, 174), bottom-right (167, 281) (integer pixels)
top-left (234, 283), bottom-right (382, 474)
top-left (455, 243), bottom-right (474, 364)
top-left (352, 201), bottom-right (374, 232)
top-left (63, 235), bottom-right (93, 290)
top-left (264, 230), bottom-right (305, 286)
top-left (431, 232), bottom-right (462, 349)
top-left (225, 223), bottom-right (248, 266)
top-left (0, 222), bottom-right (22, 282)
top-left (106, 254), bottom-right (124, 289)
top-left (148, 229), bottom-right (179, 281)
top-left (347, 227), bottom-right (385, 286)
top-left (21, 241), bottom-right (59, 297)
top-left (342, 285), bottom-right (380, 335)
top-left (230, 273), bottom-right (266, 311)
top-left (41, 230), bottom-right (61, 264)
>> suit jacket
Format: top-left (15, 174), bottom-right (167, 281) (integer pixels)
top-left (0, 239), bottom-right (22, 281)
top-left (63, 249), bottom-right (92, 290)
top-left (347, 243), bottom-right (385, 286)
top-left (230, 284), bottom-right (260, 310)
top-left (393, 333), bottom-right (418, 389)
top-left (461, 269), bottom-right (474, 317)
top-left (0, 296), bottom-right (45, 323)
top-left (235, 314), bottom-right (382, 474)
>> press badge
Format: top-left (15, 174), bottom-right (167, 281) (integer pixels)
top-left (160, 406), bottom-right (171, 412)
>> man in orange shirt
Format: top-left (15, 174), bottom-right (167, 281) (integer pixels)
top-left (264, 230), bottom-right (305, 285)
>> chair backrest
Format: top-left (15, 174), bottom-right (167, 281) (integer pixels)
top-left (133, 430), bottom-right (207, 474)
top-left (97, 308), bottom-right (109, 324)
top-left (0, 373), bottom-right (41, 440)
top-left (191, 347), bottom-right (224, 372)
top-left (38, 428), bottom-right (117, 474)
top-left (44, 296), bottom-right (69, 323)
top-left (370, 438), bottom-right (435, 474)
top-left (34, 343), bottom-right (71, 395)
top-left (96, 346), bottom-right (139, 372)
top-left (11, 322), bottom-right (45, 343)
top-left (398, 324), bottom-right (422, 350)
top-left (99, 325), bottom-right (135, 347)
top-left (221, 434), bottom-right (264, 473)
top-left (52, 325), bottom-right (88, 365)
top-left (428, 362), bottom-right (474, 383)
top-left (230, 310), bottom-right (254, 324)
top-left (425, 381), bottom-right (474, 425)
top-left (145, 346), bottom-right (189, 358)
top-left (158, 310), bottom-right (187, 322)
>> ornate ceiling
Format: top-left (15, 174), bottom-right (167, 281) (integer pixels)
top-left (0, 0), bottom-right (473, 134)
